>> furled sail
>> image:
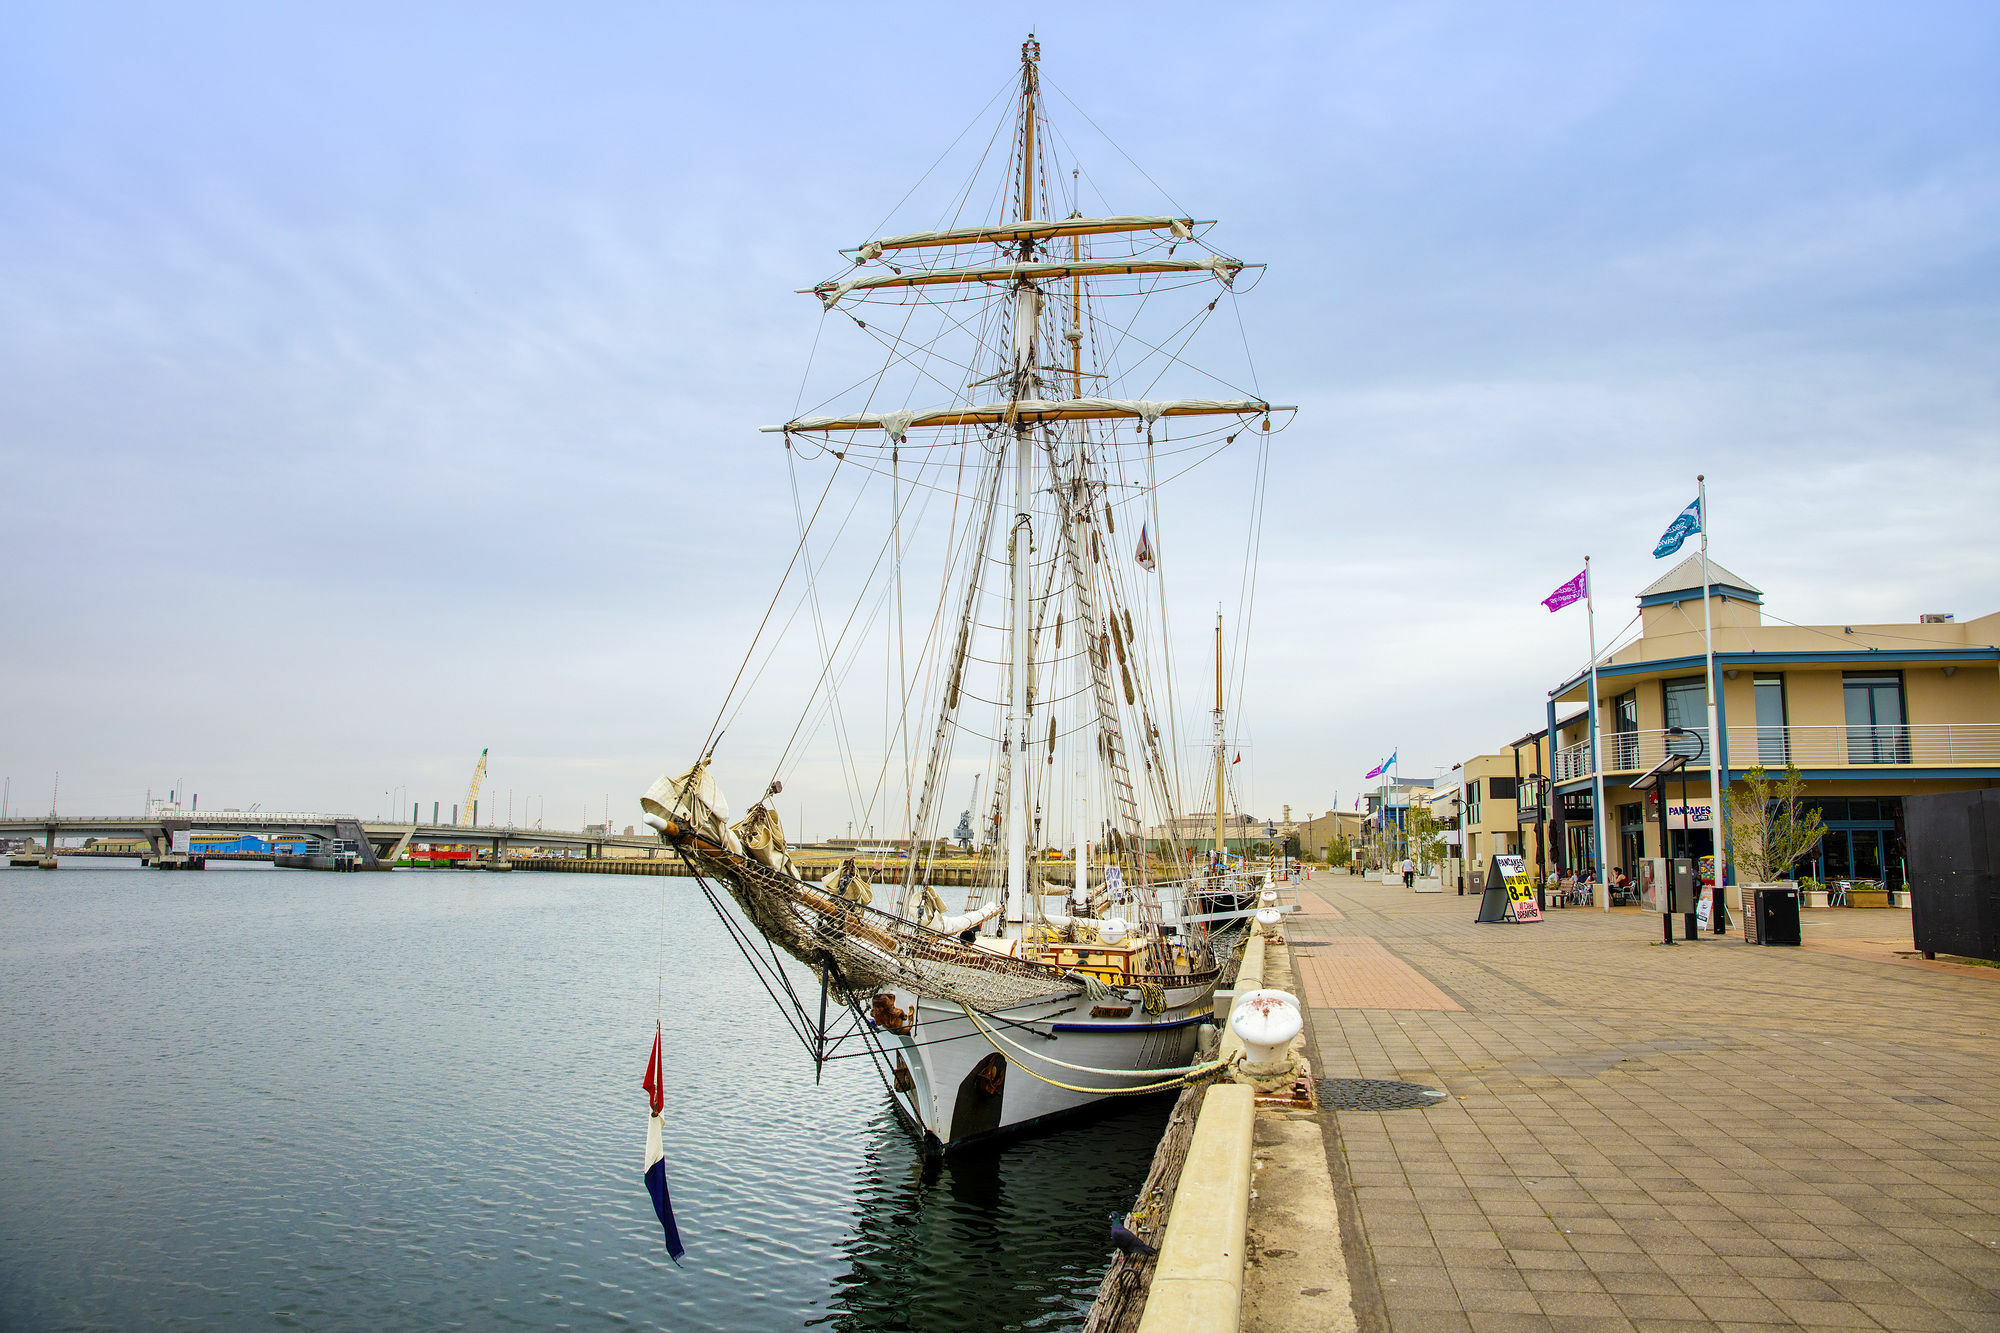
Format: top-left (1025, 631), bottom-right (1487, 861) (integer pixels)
top-left (766, 396), bottom-right (1282, 441)
top-left (811, 256), bottom-right (1249, 307)
top-left (852, 215), bottom-right (1196, 257)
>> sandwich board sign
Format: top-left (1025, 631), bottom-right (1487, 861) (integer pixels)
top-left (1475, 854), bottom-right (1541, 923)
top-left (1498, 854), bottom-right (1541, 922)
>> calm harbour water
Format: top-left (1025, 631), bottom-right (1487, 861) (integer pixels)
top-left (0, 863), bottom-right (1168, 1331)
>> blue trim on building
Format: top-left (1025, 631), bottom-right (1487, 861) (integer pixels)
top-left (1546, 696), bottom-right (1561, 863)
top-left (1638, 586), bottom-right (1762, 610)
top-left (1714, 648), bottom-right (1997, 666)
top-left (1551, 646), bottom-right (2000, 701)
top-left (1738, 767), bottom-right (2000, 783)
top-left (1559, 768), bottom-right (2000, 796)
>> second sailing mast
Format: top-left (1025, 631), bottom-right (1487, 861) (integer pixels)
top-left (1005, 35), bottom-right (1041, 923)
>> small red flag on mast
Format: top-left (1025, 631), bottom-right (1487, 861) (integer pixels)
top-left (642, 1021), bottom-right (664, 1116)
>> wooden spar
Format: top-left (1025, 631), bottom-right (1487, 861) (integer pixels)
top-left (809, 256), bottom-right (1247, 298)
top-left (767, 397), bottom-right (1287, 435)
top-left (858, 216), bottom-right (1202, 254)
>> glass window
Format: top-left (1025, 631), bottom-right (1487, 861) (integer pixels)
top-left (1608, 691), bottom-right (1638, 769)
top-left (1847, 798), bottom-right (1880, 821)
top-left (1567, 824), bottom-right (1596, 875)
top-left (1844, 673), bottom-right (1908, 763)
top-left (1852, 831), bottom-right (1884, 881)
top-left (1663, 677), bottom-right (1708, 758)
top-left (1754, 674), bottom-right (1787, 764)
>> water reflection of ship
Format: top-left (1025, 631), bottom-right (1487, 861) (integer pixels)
top-left (813, 1102), bottom-right (1171, 1333)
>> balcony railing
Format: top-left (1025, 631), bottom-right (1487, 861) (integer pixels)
top-left (1552, 724), bottom-right (2000, 782)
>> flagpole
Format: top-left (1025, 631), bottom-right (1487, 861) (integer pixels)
top-left (1586, 556), bottom-right (1609, 912)
top-left (1698, 474), bottom-right (1725, 931)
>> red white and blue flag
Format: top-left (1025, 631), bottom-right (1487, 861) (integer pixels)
top-left (641, 1022), bottom-right (685, 1264)
top-left (1542, 569), bottom-right (1587, 613)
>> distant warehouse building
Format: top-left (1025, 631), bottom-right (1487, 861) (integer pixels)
top-left (1545, 558), bottom-right (1998, 889)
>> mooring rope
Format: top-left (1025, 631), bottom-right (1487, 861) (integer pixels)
top-left (957, 1002), bottom-right (1223, 1095)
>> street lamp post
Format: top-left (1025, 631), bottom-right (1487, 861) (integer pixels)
top-left (1665, 726), bottom-right (1727, 937)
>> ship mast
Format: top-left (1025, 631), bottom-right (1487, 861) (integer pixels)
top-left (1214, 611), bottom-right (1226, 859)
top-left (1005, 34), bottom-right (1041, 923)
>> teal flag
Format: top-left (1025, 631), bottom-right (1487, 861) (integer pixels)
top-left (1653, 498), bottom-right (1701, 559)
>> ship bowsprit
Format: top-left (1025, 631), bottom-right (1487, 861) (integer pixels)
top-left (668, 828), bottom-right (1085, 1014)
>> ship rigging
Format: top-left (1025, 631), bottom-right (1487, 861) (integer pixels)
top-left (643, 35), bottom-right (1292, 1151)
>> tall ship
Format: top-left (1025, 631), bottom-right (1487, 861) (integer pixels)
top-left (642, 36), bottom-right (1289, 1151)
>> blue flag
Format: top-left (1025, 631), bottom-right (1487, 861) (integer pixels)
top-left (1653, 498), bottom-right (1702, 559)
top-left (644, 1113), bottom-right (685, 1264)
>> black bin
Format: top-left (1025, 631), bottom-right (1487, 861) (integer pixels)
top-left (1908, 790), bottom-right (2000, 963)
top-left (1753, 887), bottom-right (1801, 947)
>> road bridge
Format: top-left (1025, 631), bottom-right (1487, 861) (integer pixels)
top-left (0, 811), bottom-right (668, 870)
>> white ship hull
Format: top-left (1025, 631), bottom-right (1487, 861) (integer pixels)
top-left (873, 981), bottom-right (1214, 1151)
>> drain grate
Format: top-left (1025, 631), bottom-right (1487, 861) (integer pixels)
top-left (1893, 1095), bottom-right (1948, 1106)
top-left (1319, 1078), bottom-right (1449, 1111)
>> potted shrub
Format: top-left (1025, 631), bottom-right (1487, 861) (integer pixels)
top-left (1846, 879), bottom-right (1891, 909)
top-left (1723, 764), bottom-right (1827, 909)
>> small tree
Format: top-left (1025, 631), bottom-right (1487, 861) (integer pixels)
top-left (1325, 834), bottom-right (1352, 865)
top-left (1405, 804), bottom-right (1445, 871)
top-left (1723, 763), bottom-right (1826, 884)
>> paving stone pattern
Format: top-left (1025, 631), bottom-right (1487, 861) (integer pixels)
top-left (1295, 871), bottom-right (2000, 1332)
top-left (1297, 934), bottom-right (1464, 1012)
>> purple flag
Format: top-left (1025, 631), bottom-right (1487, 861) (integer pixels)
top-left (1542, 569), bottom-right (1587, 613)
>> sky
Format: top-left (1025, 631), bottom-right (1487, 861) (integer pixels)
top-left (2, 1), bottom-right (1996, 835)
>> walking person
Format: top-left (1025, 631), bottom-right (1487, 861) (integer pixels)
top-left (1401, 856), bottom-right (1416, 889)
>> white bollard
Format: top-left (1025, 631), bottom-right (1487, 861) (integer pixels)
top-left (1229, 988), bottom-right (1303, 1071)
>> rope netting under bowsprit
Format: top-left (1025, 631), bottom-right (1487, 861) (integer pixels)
top-left (684, 846), bottom-right (1081, 1012)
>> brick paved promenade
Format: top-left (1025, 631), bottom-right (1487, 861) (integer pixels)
top-left (1292, 871), bottom-right (2000, 1332)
